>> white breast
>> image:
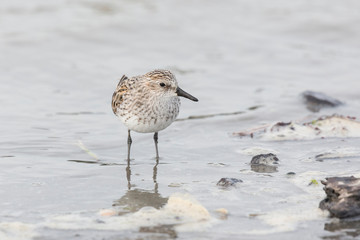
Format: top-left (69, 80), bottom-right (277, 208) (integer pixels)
top-left (118, 96), bottom-right (180, 133)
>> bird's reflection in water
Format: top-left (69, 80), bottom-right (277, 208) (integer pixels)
top-left (113, 158), bottom-right (177, 238)
top-left (113, 158), bottom-right (168, 214)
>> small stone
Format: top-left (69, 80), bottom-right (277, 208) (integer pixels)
top-left (216, 178), bottom-right (242, 188)
top-left (250, 153), bottom-right (279, 173)
top-left (286, 172), bottom-right (296, 178)
top-left (95, 219), bottom-right (105, 224)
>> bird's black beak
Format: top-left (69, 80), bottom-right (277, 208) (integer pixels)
top-left (176, 87), bottom-right (198, 102)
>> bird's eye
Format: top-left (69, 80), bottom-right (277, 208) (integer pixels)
top-left (159, 82), bottom-right (166, 87)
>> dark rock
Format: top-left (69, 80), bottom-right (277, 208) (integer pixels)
top-left (286, 172), bottom-right (296, 176)
top-left (217, 178), bottom-right (243, 188)
top-left (319, 176), bottom-right (360, 218)
top-left (251, 153), bottom-right (279, 165)
top-left (302, 90), bottom-right (343, 112)
top-left (250, 153), bottom-right (279, 173)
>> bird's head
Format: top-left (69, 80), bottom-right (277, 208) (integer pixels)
top-left (145, 69), bottom-right (198, 102)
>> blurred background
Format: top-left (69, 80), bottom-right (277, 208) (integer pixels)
top-left (1, 0), bottom-right (360, 239)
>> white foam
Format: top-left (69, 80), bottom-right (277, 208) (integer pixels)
top-left (245, 171), bottom-right (329, 234)
top-left (242, 116), bottom-right (360, 141)
top-left (0, 222), bottom-right (38, 240)
top-left (42, 193), bottom-right (214, 232)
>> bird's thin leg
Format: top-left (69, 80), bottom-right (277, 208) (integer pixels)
top-left (127, 130), bottom-right (132, 161)
top-left (153, 132), bottom-right (159, 160)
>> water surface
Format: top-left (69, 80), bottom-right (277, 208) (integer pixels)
top-left (1, 0), bottom-right (360, 239)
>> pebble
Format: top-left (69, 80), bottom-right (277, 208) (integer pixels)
top-left (250, 153), bottom-right (279, 173)
top-left (216, 178), bottom-right (243, 188)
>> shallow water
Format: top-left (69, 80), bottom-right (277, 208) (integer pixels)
top-left (1, 0), bottom-right (360, 239)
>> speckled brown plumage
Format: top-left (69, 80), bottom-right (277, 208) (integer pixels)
top-left (111, 69), bottom-right (198, 160)
top-left (111, 75), bottom-right (129, 115)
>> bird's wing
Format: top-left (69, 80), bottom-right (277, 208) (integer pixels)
top-left (111, 75), bottom-right (129, 114)
top-left (117, 75), bottom-right (129, 87)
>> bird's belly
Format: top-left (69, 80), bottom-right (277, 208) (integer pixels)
top-left (116, 96), bottom-right (180, 133)
top-left (119, 114), bottom-right (177, 133)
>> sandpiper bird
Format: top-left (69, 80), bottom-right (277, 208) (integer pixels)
top-left (111, 69), bottom-right (198, 160)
